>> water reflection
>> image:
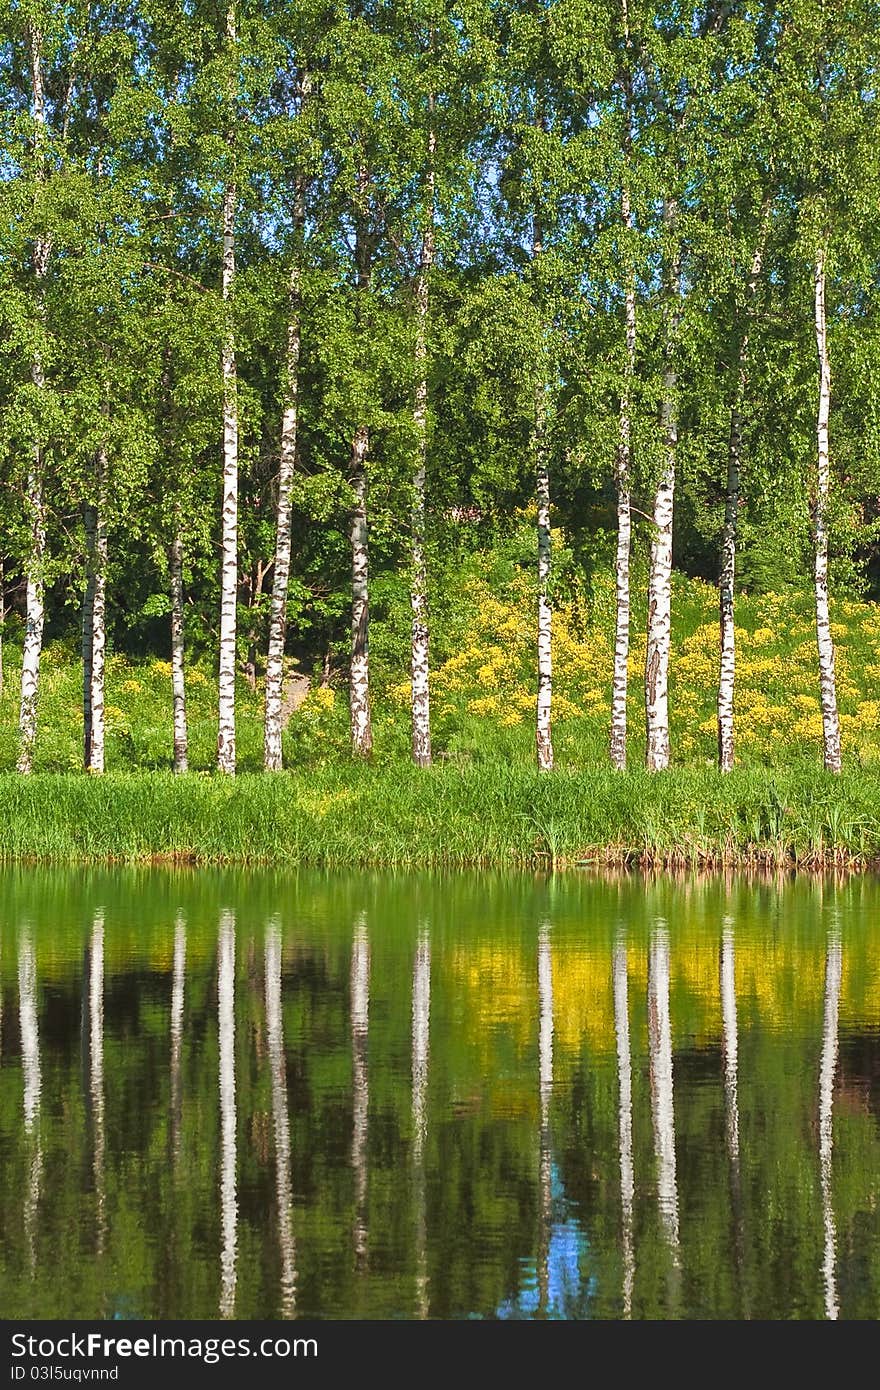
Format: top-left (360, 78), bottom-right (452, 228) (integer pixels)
top-left (648, 924), bottom-right (680, 1262)
top-left (18, 930), bottom-right (41, 1273)
top-left (218, 910), bottom-right (237, 1318)
top-left (351, 914), bottom-right (369, 1273)
top-left (412, 923), bottom-right (430, 1318)
top-left (819, 931), bottom-right (842, 1322)
top-left (613, 933), bottom-right (634, 1317)
top-left (2, 869), bottom-right (880, 1320)
top-left (265, 917), bottom-right (296, 1318)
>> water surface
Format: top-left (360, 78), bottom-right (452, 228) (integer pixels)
top-left (1, 868), bottom-right (879, 1320)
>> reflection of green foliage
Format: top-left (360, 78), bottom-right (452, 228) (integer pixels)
top-left (1, 870), bottom-right (880, 1318)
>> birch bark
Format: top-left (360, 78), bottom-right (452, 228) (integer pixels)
top-left (349, 167), bottom-right (373, 757)
top-left (611, 182), bottom-right (636, 770)
top-left (264, 116), bottom-right (308, 770)
top-left (18, 25), bottom-right (50, 775)
top-left (170, 533), bottom-right (188, 773)
top-left (644, 204), bottom-right (680, 772)
top-left (88, 449), bottom-right (108, 773)
top-left (82, 502), bottom-right (96, 768)
top-left (533, 211), bottom-right (553, 773)
top-left (718, 231), bottom-right (766, 771)
top-left (610, 0), bottom-right (635, 771)
top-left (410, 118), bottom-right (434, 769)
top-left (217, 1), bottom-right (239, 775)
top-left (814, 243), bottom-right (841, 773)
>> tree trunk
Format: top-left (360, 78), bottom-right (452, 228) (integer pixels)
top-left (89, 449), bottom-right (108, 773)
top-left (170, 533), bottom-right (189, 773)
top-left (350, 425), bottom-right (372, 756)
top-left (718, 231), bottom-right (765, 772)
top-left (645, 204), bottom-right (680, 772)
top-left (410, 120), bottom-right (434, 769)
top-left (18, 25), bottom-right (50, 776)
top-left (613, 936), bottom-right (634, 1317)
top-left (265, 918), bottom-right (297, 1317)
top-left (648, 925), bottom-right (680, 1258)
top-left (244, 558), bottom-right (269, 690)
top-left (82, 502), bottom-right (96, 767)
top-left (217, 1), bottom-right (239, 776)
top-left (814, 244), bottom-right (841, 773)
top-left (611, 184), bottom-right (636, 771)
top-left (349, 165), bottom-right (373, 758)
top-left (351, 914), bottom-right (369, 1269)
top-left (264, 162), bottom-right (306, 771)
top-left (533, 209), bottom-right (553, 773)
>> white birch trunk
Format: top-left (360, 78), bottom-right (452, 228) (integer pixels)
top-left (170, 533), bottom-right (188, 773)
top-left (264, 167), bottom-right (306, 771)
top-left (412, 924), bottom-right (430, 1317)
top-left (718, 233), bottom-right (765, 771)
top-left (648, 925), bottom-right (680, 1257)
top-left (611, 183), bottom-right (635, 771)
top-left (819, 933), bottom-right (841, 1320)
top-left (265, 917), bottom-right (297, 1317)
top-left (89, 450), bottom-right (107, 774)
top-left (18, 28), bottom-right (50, 777)
top-left (645, 207), bottom-right (680, 772)
top-left (216, 1), bottom-right (239, 775)
top-left (411, 123), bottom-right (435, 769)
top-left (532, 207), bottom-right (553, 773)
top-left (218, 910), bottom-right (237, 1317)
top-left (613, 937), bottom-right (635, 1316)
top-left (351, 913), bottom-right (370, 1269)
top-left (350, 426), bottom-right (372, 757)
top-left (89, 912), bottom-right (106, 1254)
top-left (82, 503), bottom-right (96, 768)
top-left (814, 244), bottom-right (841, 773)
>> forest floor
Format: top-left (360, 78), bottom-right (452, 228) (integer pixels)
top-left (0, 763), bottom-right (878, 868)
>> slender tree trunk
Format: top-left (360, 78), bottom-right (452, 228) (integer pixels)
top-left (611, 185), bottom-right (636, 770)
top-left (819, 932), bottom-right (841, 1321)
top-left (265, 918), bottom-right (297, 1317)
top-left (718, 232), bottom-right (766, 771)
top-left (532, 207), bottom-right (553, 773)
top-left (217, 1), bottom-right (239, 775)
top-left (170, 533), bottom-right (188, 773)
top-left (350, 425), bottom-right (372, 756)
top-left (410, 119), bottom-right (435, 769)
top-left (264, 163), bottom-right (307, 771)
top-left (218, 910), bottom-right (237, 1318)
top-left (82, 502), bottom-right (96, 767)
top-left (244, 558), bottom-right (269, 689)
top-left (89, 449), bottom-right (108, 773)
top-left (18, 26), bottom-right (50, 776)
top-left (814, 244), bottom-right (841, 773)
top-left (349, 166), bottom-right (373, 758)
top-left (613, 936), bottom-right (635, 1317)
top-left (645, 204), bottom-right (680, 772)
top-left (351, 914), bottom-right (369, 1269)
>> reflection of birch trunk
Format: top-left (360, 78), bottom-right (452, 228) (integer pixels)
top-left (351, 914), bottom-right (370, 1271)
top-left (537, 923), bottom-right (553, 1315)
top-left (412, 924), bottom-right (431, 1317)
top-left (218, 911), bottom-right (237, 1317)
top-left (265, 917), bottom-right (297, 1318)
top-left (170, 912), bottom-right (186, 1163)
top-left (90, 912), bottom-right (106, 1255)
top-left (648, 926), bottom-right (679, 1259)
top-left (721, 918), bottom-right (747, 1313)
top-left (720, 921), bottom-right (739, 1166)
top-left (819, 934), bottom-right (841, 1321)
top-left (613, 937), bottom-right (635, 1316)
top-left (19, 931), bottom-right (42, 1271)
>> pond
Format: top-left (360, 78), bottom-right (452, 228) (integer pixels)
top-left (1, 867), bottom-right (878, 1320)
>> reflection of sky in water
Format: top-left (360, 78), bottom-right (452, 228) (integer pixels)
top-left (496, 1164), bottom-right (595, 1320)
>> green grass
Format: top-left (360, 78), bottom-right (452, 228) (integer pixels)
top-left (0, 764), bottom-right (879, 867)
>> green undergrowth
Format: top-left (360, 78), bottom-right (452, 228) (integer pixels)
top-left (0, 765), bottom-right (878, 868)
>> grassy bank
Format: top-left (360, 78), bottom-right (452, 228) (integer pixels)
top-left (1, 765), bottom-right (880, 867)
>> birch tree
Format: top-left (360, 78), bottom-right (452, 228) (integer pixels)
top-left (17, 21), bottom-right (50, 775)
top-left (217, 0), bottom-right (240, 775)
